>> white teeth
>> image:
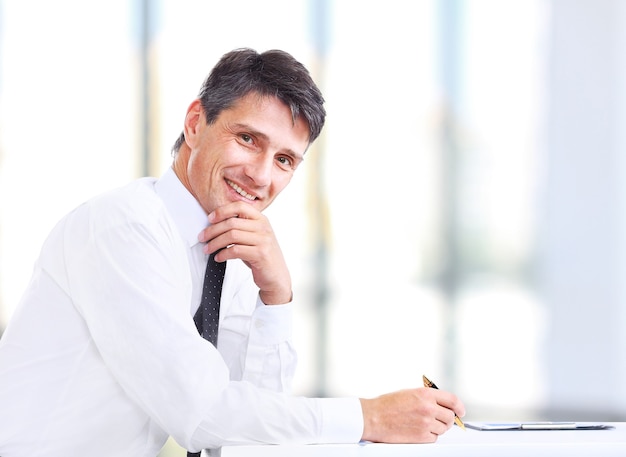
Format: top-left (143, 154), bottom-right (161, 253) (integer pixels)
top-left (227, 180), bottom-right (256, 200)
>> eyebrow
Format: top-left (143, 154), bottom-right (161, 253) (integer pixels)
top-left (233, 122), bottom-right (305, 162)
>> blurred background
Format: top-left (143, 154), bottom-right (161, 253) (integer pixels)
top-left (0, 0), bottom-right (625, 454)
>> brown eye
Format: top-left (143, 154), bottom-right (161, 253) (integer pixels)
top-left (277, 156), bottom-right (294, 169)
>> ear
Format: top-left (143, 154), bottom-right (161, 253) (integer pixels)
top-left (183, 99), bottom-right (203, 148)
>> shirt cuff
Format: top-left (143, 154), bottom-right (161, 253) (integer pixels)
top-left (248, 297), bottom-right (293, 346)
top-left (315, 397), bottom-right (364, 443)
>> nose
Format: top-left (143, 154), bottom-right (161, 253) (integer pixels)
top-left (244, 153), bottom-right (273, 188)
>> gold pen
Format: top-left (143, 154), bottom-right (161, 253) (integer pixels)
top-left (422, 374), bottom-right (466, 431)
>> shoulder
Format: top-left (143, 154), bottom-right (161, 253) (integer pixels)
top-left (90, 177), bottom-right (163, 219)
top-left (39, 177), bottom-right (187, 285)
top-left (76, 177), bottom-right (171, 230)
top-left (58, 177), bottom-right (179, 248)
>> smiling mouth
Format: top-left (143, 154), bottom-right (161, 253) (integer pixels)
top-left (226, 179), bottom-right (257, 201)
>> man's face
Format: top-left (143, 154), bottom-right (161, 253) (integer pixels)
top-left (182, 93), bottom-right (310, 215)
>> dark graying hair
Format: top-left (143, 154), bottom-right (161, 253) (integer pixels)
top-left (171, 48), bottom-right (326, 154)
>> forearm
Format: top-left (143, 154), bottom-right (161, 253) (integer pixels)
top-left (219, 295), bottom-right (297, 391)
top-left (188, 386), bottom-right (363, 450)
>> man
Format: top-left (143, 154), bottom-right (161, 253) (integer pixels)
top-left (0, 48), bottom-right (464, 456)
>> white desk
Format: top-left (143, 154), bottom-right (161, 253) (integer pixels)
top-left (221, 423), bottom-right (626, 457)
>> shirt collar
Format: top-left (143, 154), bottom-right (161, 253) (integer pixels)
top-left (155, 167), bottom-right (208, 247)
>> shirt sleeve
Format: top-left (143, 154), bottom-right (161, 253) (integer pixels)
top-left (189, 386), bottom-right (364, 450)
top-left (217, 261), bottom-right (297, 392)
top-left (61, 192), bottom-right (364, 450)
top-left (63, 198), bottom-right (232, 447)
top-left (243, 300), bottom-right (296, 390)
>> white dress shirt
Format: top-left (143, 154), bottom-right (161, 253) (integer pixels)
top-left (0, 168), bottom-right (363, 457)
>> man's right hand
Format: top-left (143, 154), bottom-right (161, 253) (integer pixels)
top-left (359, 387), bottom-right (465, 443)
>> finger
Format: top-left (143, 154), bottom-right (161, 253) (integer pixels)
top-left (437, 407), bottom-right (456, 428)
top-left (208, 201), bottom-right (258, 224)
top-left (202, 215), bottom-right (249, 237)
top-left (200, 206), bottom-right (263, 244)
top-left (213, 243), bottom-right (257, 263)
top-left (208, 203), bottom-right (241, 223)
top-left (200, 216), bottom-right (253, 245)
top-left (421, 407), bottom-right (451, 438)
top-left (203, 227), bottom-right (260, 255)
top-left (431, 420), bottom-right (451, 437)
top-left (432, 390), bottom-right (465, 419)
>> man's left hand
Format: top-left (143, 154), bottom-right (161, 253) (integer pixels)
top-left (199, 201), bottom-right (292, 305)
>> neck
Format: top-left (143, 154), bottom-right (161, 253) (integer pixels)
top-left (171, 146), bottom-right (192, 194)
